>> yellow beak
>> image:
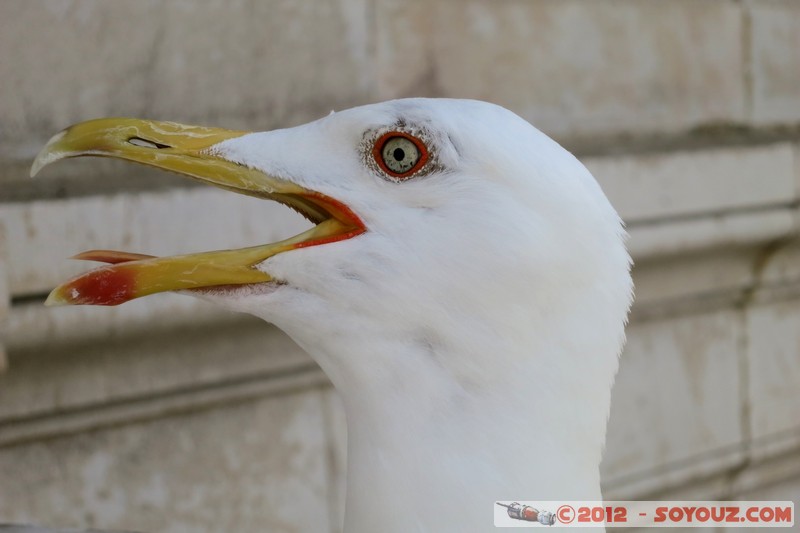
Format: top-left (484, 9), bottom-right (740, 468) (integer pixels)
top-left (31, 118), bottom-right (365, 306)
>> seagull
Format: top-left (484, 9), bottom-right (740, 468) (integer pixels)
top-left (31, 99), bottom-right (633, 533)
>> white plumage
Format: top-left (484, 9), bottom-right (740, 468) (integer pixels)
top-left (206, 99), bottom-right (633, 532)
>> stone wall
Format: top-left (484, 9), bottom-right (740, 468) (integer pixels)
top-left (1, 1), bottom-right (799, 532)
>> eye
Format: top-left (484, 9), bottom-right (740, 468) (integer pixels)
top-left (373, 132), bottom-right (428, 179)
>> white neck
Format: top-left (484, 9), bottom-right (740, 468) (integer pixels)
top-left (343, 377), bottom-right (607, 532)
top-left (277, 300), bottom-right (620, 533)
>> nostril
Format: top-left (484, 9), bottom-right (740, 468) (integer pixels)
top-left (128, 137), bottom-right (170, 149)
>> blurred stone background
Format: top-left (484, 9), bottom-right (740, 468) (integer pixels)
top-left (1, 1), bottom-right (799, 531)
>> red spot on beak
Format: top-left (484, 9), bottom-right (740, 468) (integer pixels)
top-left (60, 266), bottom-right (138, 306)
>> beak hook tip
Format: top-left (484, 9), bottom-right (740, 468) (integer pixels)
top-left (31, 130), bottom-right (71, 177)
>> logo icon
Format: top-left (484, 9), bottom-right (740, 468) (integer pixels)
top-left (496, 502), bottom-right (556, 526)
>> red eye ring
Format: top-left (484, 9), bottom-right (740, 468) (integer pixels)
top-left (372, 131), bottom-right (429, 179)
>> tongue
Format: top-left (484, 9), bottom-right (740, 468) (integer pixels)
top-left (73, 250), bottom-right (156, 264)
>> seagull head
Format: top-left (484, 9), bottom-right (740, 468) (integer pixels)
top-left (33, 98), bottom-right (632, 529)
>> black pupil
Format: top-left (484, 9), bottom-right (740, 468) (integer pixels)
top-left (393, 147), bottom-right (405, 161)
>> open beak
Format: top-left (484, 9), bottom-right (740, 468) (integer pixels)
top-left (31, 118), bottom-right (365, 306)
